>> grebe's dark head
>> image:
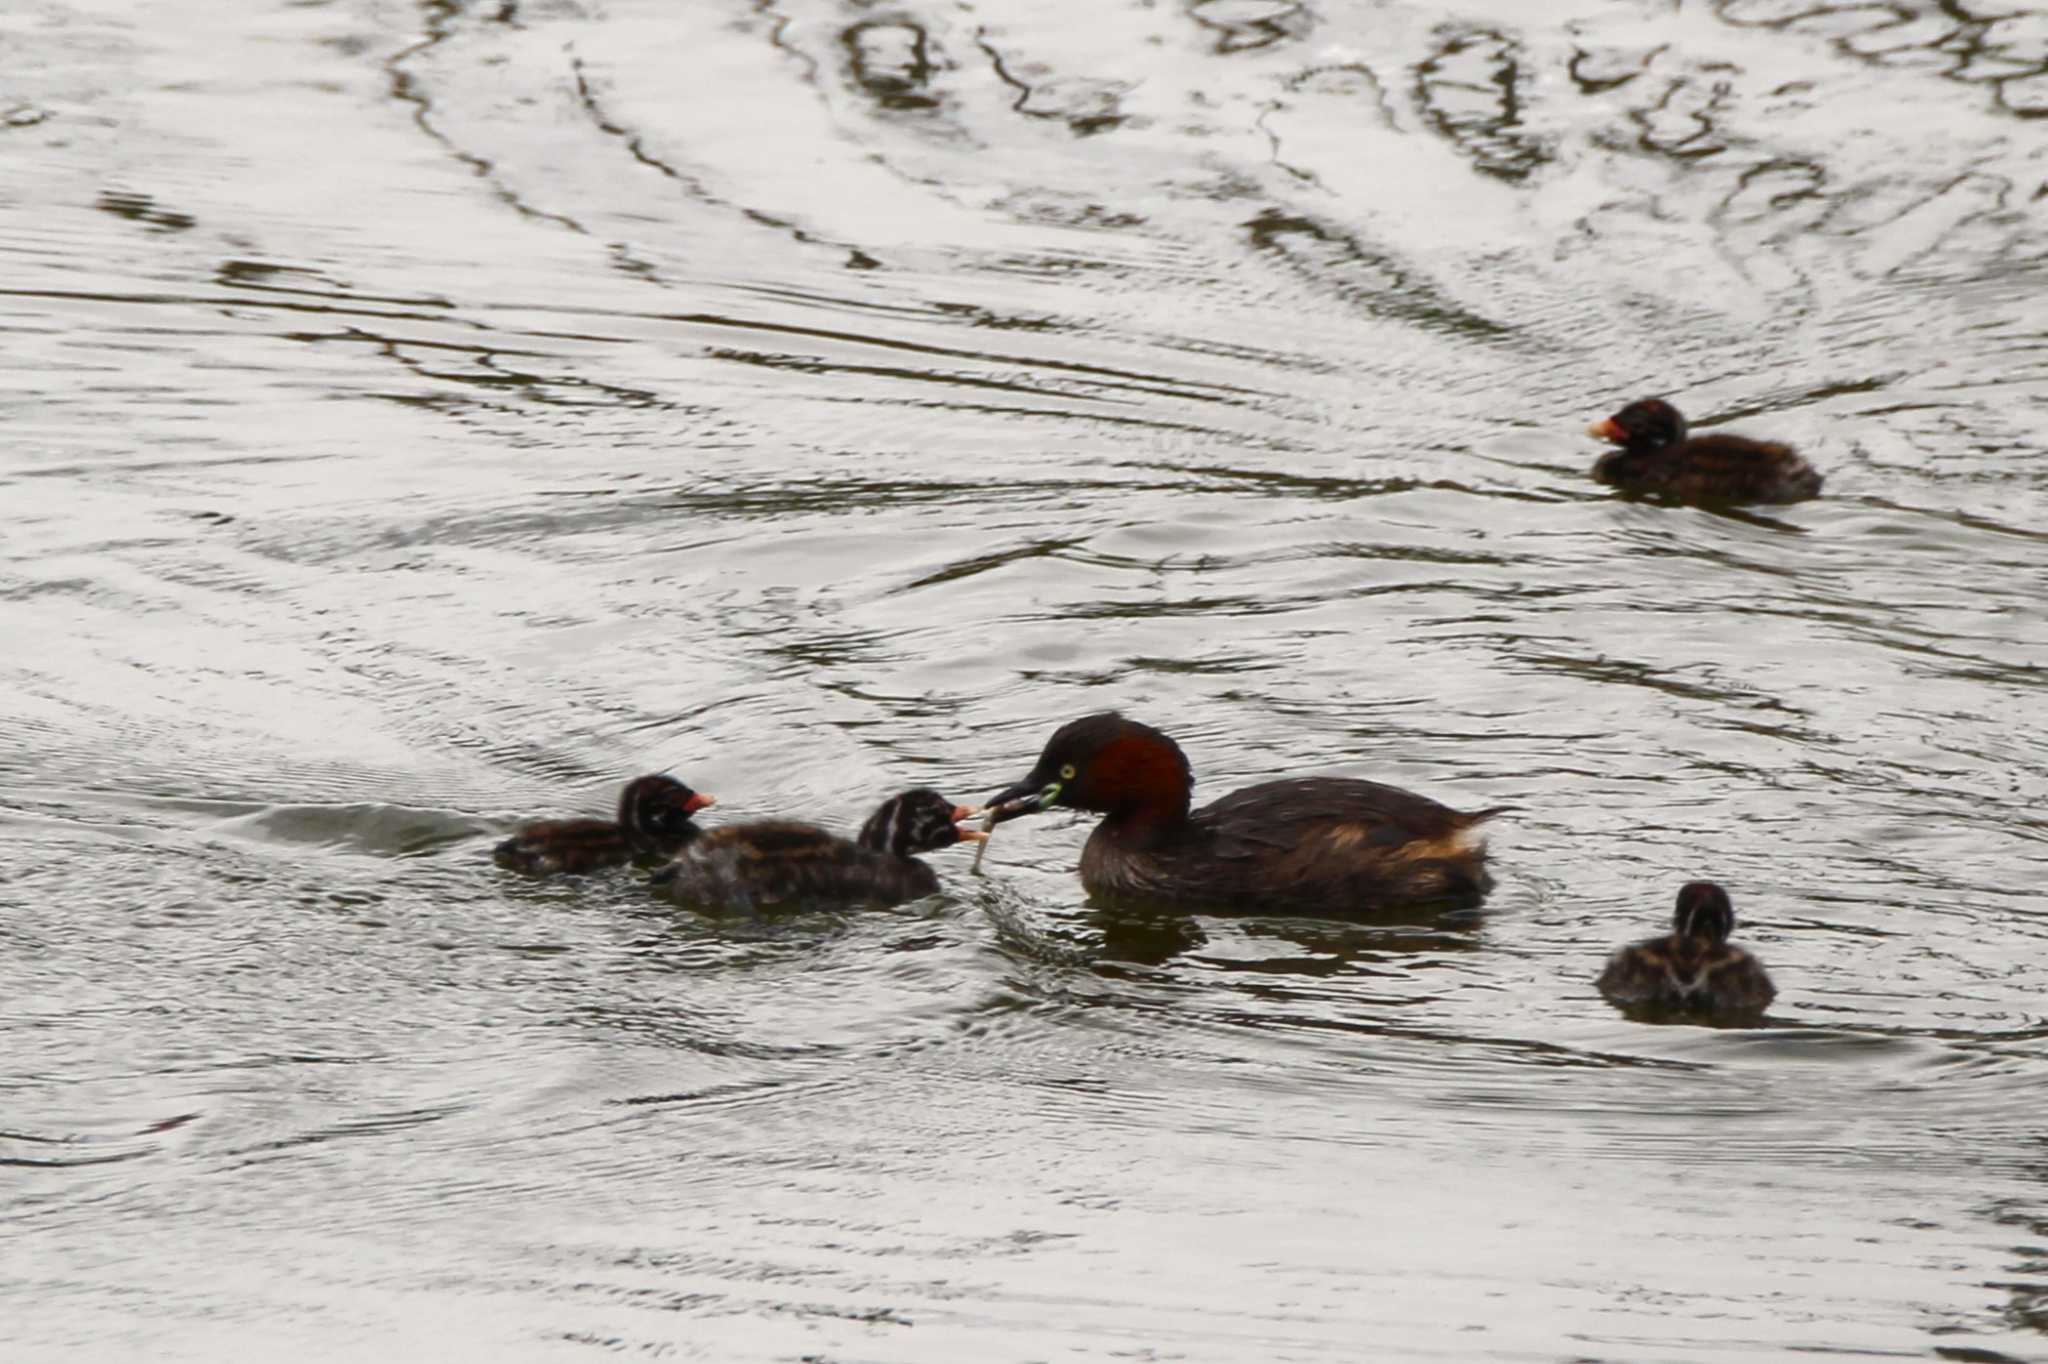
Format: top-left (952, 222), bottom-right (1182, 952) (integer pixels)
top-left (857, 787), bottom-right (985, 857)
top-left (985, 712), bottom-right (1193, 824)
top-left (1588, 397), bottom-right (1688, 452)
top-left (1673, 880), bottom-right (1735, 944)
top-left (618, 774), bottom-right (715, 853)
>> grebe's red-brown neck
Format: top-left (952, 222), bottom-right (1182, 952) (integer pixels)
top-left (986, 713), bottom-right (1193, 840)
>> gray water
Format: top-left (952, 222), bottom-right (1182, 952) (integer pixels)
top-left (5, 0), bottom-right (2048, 1359)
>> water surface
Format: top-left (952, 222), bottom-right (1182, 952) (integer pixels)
top-left (5, 0), bottom-right (2048, 1358)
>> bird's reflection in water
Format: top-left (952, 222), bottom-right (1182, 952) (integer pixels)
top-left (1087, 896), bottom-right (1486, 974)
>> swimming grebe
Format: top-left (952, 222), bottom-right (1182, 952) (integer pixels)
top-left (1588, 398), bottom-right (1822, 504)
top-left (984, 713), bottom-right (1509, 914)
top-left (651, 787), bottom-right (984, 911)
top-left (493, 774), bottom-right (714, 876)
top-left (1596, 880), bottom-right (1776, 1013)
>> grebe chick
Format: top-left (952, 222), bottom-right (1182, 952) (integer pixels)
top-left (1587, 398), bottom-right (1822, 504)
top-left (493, 774), bottom-right (714, 876)
top-left (651, 787), bottom-right (984, 911)
top-left (1597, 881), bottom-right (1776, 1013)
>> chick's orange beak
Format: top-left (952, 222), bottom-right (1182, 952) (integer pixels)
top-left (1586, 418), bottom-right (1626, 444)
top-left (684, 793), bottom-right (716, 814)
top-left (952, 804), bottom-right (990, 842)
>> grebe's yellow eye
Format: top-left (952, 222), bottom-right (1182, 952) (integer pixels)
top-left (1060, 764), bottom-right (1077, 780)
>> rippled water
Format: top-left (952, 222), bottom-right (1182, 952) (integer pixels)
top-left (6, 0), bottom-right (2048, 1358)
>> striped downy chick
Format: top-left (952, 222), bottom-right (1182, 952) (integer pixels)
top-left (493, 774), bottom-right (715, 876)
top-left (1597, 881), bottom-right (1776, 1013)
top-left (650, 787), bottom-right (983, 912)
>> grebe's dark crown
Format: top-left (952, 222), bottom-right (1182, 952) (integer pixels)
top-left (987, 712), bottom-right (1194, 819)
top-left (618, 774), bottom-right (713, 846)
top-left (1674, 880), bottom-right (1735, 942)
top-left (858, 787), bottom-right (969, 857)
top-left (1611, 397), bottom-right (1688, 448)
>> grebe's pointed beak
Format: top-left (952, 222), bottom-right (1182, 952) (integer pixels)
top-left (951, 804), bottom-right (990, 842)
top-left (1586, 418), bottom-right (1626, 444)
top-left (684, 792), bottom-right (716, 815)
top-left (984, 775), bottom-right (1058, 824)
